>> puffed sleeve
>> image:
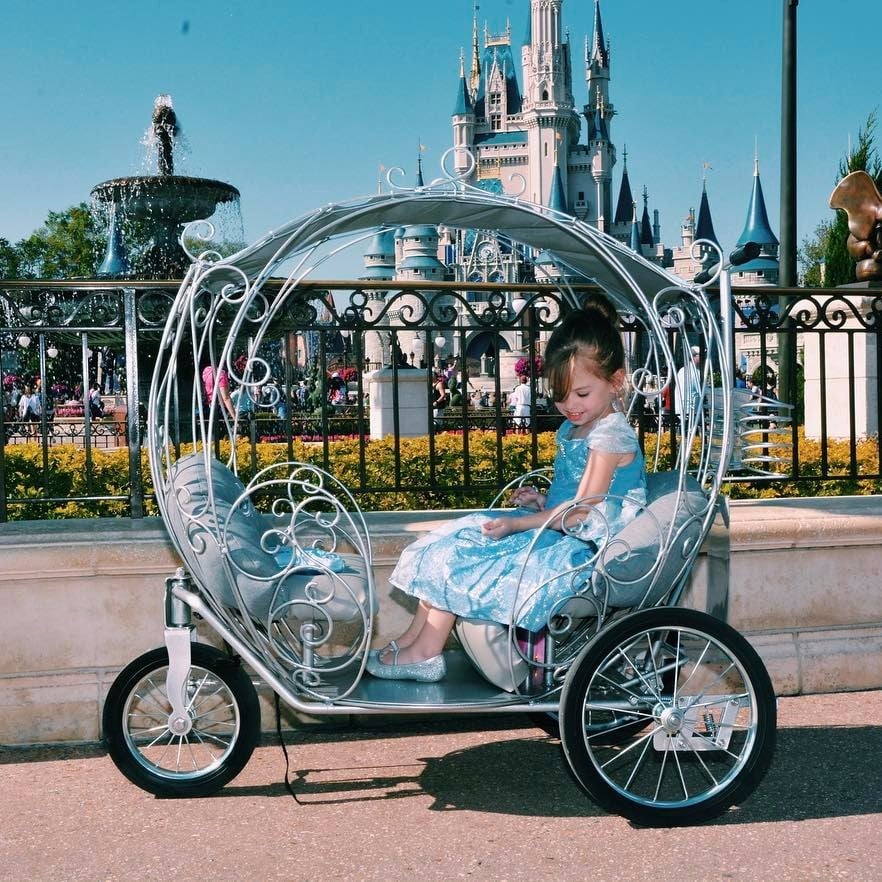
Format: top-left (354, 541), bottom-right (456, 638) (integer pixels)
top-left (587, 412), bottom-right (639, 454)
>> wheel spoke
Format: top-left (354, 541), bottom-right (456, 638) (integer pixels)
top-left (623, 730), bottom-right (656, 790)
top-left (674, 635), bottom-right (710, 698)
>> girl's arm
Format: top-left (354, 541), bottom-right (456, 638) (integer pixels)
top-left (482, 448), bottom-right (629, 540)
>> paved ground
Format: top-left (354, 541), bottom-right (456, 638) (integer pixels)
top-left (1, 690), bottom-right (881, 882)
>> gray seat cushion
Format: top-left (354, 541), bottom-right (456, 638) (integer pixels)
top-left (163, 453), bottom-right (373, 623)
top-left (594, 470), bottom-right (708, 608)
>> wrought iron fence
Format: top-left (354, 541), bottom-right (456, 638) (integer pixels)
top-left (0, 278), bottom-right (879, 521)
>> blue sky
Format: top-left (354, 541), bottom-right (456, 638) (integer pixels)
top-left (0, 0), bottom-right (878, 268)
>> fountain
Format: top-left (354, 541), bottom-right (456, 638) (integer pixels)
top-left (91, 95), bottom-right (241, 279)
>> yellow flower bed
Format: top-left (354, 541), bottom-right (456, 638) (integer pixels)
top-left (2, 427), bottom-right (879, 520)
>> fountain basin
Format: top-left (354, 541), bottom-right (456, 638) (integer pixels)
top-left (91, 175), bottom-right (240, 220)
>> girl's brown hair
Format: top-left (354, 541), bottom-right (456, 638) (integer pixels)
top-left (543, 293), bottom-right (625, 402)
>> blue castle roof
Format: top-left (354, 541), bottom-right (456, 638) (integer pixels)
top-left (737, 160), bottom-right (779, 247)
top-left (398, 224), bottom-right (439, 240)
top-left (453, 72), bottom-right (473, 116)
top-left (363, 229), bottom-right (395, 259)
top-left (474, 131), bottom-right (528, 145)
top-left (613, 156), bottom-right (634, 225)
top-left (398, 255), bottom-right (445, 270)
top-left (590, 0), bottom-right (609, 69)
top-left (695, 182), bottom-right (720, 247)
top-left (473, 42), bottom-right (522, 117)
top-left (549, 161), bottom-right (568, 214)
top-left (629, 205), bottom-right (641, 252)
top-left (640, 193), bottom-right (654, 245)
top-left (359, 265), bottom-right (396, 281)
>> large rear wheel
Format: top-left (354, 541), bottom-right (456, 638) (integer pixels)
top-left (559, 608), bottom-right (776, 826)
top-left (103, 643), bottom-right (261, 797)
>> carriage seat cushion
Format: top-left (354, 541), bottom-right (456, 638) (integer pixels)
top-left (595, 470), bottom-right (707, 609)
top-left (163, 453), bottom-right (374, 623)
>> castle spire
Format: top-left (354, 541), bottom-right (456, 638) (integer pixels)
top-left (640, 185), bottom-right (654, 245)
top-left (695, 178), bottom-right (720, 246)
top-left (549, 140), bottom-right (568, 214)
top-left (736, 154), bottom-right (779, 247)
top-left (469, 3), bottom-right (481, 98)
top-left (453, 49), bottom-right (474, 115)
top-left (613, 146), bottom-right (633, 224)
top-left (415, 149), bottom-right (425, 188)
top-left (590, 0), bottom-right (609, 69)
top-left (629, 202), bottom-right (641, 252)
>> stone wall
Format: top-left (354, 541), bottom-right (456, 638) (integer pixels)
top-left (2, 495), bottom-right (881, 745)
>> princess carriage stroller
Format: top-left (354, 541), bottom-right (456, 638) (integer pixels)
top-left (102, 173), bottom-right (776, 827)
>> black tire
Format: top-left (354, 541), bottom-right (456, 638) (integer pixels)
top-left (559, 608), bottom-right (776, 826)
top-left (103, 643), bottom-right (261, 797)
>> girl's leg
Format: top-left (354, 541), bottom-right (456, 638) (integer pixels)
top-left (384, 600), bottom-right (432, 651)
top-left (380, 605), bottom-right (456, 666)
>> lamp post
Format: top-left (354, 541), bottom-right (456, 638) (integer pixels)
top-left (777, 0), bottom-right (798, 405)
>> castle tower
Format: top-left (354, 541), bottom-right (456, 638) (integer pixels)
top-left (582, 0), bottom-right (615, 228)
top-left (452, 51), bottom-right (476, 176)
top-left (449, 0), bottom-right (624, 227)
top-left (731, 154), bottom-right (779, 287)
top-left (360, 229), bottom-right (396, 368)
top-left (520, 0), bottom-right (581, 206)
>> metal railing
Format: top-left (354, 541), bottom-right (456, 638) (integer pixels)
top-left (1, 278), bottom-right (879, 520)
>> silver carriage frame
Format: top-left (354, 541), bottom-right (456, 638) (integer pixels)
top-left (148, 177), bottom-right (738, 719)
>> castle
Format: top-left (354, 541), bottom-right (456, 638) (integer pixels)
top-left (360, 0), bottom-right (780, 378)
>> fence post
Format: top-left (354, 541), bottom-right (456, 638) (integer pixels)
top-left (123, 287), bottom-right (144, 518)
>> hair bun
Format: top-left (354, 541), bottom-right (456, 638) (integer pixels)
top-left (581, 292), bottom-right (619, 325)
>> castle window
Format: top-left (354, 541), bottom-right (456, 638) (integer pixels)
top-left (577, 191), bottom-right (585, 201)
top-left (489, 92), bottom-right (501, 109)
top-left (491, 114), bottom-right (501, 131)
top-left (541, 89), bottom-right (549, 101)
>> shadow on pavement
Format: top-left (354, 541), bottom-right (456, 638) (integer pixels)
top-left (3, 722), bottom-right (880, 827)
top-left (223, 724), bottom-right (882, 825)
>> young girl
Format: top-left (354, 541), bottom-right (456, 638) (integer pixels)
top-left (367, 294), bottom-right (648, 682)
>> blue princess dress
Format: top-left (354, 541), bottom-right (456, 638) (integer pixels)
top-left (388, 412), bottom-right (647, 632)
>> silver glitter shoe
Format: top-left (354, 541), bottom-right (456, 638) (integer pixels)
top-left (365, 646), bottom-right (447, 682)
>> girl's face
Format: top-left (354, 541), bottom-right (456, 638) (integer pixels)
top-left (553, 356), bottom-right (624, 430)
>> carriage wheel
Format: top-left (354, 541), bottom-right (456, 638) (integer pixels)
top-left (559, 608), bottom-right (776, 826)
top-left (103, 644), bottom-right (261, 797)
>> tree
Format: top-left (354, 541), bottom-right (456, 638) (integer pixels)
top-left (12, 203), bottom-right (104, 279)
top-left (0, 237), bottom-right (23, 278)
top-left (799, 112), bottom-right (882, 287)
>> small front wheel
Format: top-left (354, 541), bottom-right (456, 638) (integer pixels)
top-left (559, 608), bottom-right (776, 826)
top-left (103, 643), bottom-right (261, 797)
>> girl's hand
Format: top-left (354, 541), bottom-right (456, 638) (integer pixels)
top-left (482, 516), bottom-right (518, 540)
top-left (509, 486), bottom-right (546, 510)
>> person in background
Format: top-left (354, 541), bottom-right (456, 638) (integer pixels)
top-left (674, 345), bottom-right (702, 428)
top-left (201, 363), bottom-right (236, 420)
top-left (432, 372), bottom-right (449, 427)
top-left (88, 384), bottom-right (104, 420)
top-left (509, 373), bottom-right (532, 433)
top-left (18, 383), bottom-right (41, 436)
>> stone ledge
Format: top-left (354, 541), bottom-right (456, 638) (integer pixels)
top-left (1, 494), bottom-right (881, 745)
